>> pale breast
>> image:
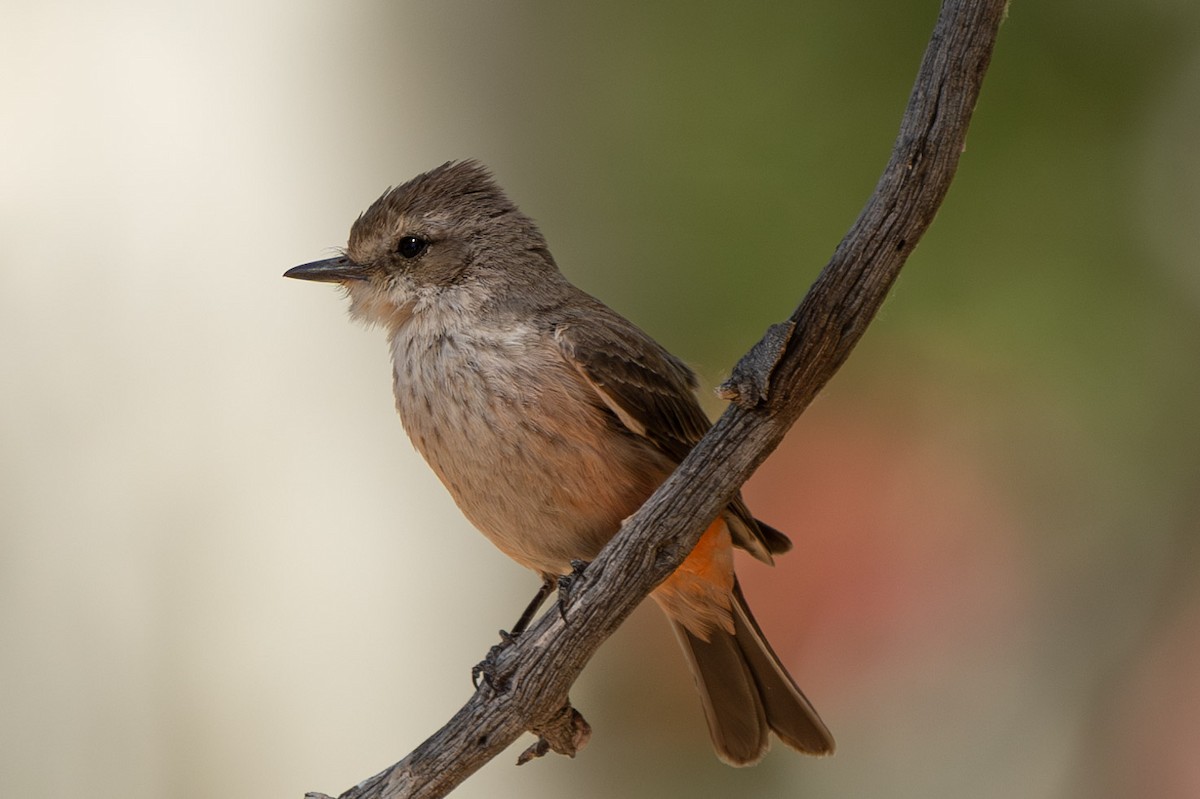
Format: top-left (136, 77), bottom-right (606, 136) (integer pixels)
top-left (389, 313), bottom-right (672, 576)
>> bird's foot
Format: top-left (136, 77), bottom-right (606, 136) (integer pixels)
top-left (472, 629), bottom-right (518, 691)
top-left (556, 560), bottom-right (590, 621)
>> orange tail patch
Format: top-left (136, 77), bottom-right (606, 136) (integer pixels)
top-left (651, 518), bottom-right (735, 641)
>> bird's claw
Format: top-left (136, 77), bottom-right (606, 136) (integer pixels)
top-left (471, 629), bottom-right (518, 691)
top-left (556, 559), bottom-right (589, 621)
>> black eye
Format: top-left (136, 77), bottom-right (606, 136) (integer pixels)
top-left (396, 236), bottom-right (428, 259)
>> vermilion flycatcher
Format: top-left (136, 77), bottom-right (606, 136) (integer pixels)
top-left (285, 161), bottom-right (834, 765)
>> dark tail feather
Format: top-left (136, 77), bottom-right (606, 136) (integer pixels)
top-left (670, 582), bottom-right (834, 765)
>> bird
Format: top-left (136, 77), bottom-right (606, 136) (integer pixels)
top-left (284, 160), bottom-right (834, 765)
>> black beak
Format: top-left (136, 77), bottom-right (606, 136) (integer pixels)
top-left (284, 255), bottom-right (369, 283)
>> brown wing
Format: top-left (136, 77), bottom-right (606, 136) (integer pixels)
top-left (551, 296), bottom-right (790, 563)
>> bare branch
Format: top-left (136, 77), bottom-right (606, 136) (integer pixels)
top-left (306, 1), bottom-right (1007, 796)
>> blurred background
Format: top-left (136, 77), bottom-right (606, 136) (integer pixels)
top-left (2, 1), bottom-right (1198, 797)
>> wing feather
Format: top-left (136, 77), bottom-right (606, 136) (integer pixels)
top-left (551, 296), bottom-right (788, 563)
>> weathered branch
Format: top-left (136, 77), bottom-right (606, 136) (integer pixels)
top-left (307, 1), bottom-right (1007, 796)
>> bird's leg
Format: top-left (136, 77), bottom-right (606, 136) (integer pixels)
top-left (472, 575), bottom-right (556, 690)
top-left (556, 560), bottom-right (590, 621)
top-left (510, 574), bottom-right (556, 637)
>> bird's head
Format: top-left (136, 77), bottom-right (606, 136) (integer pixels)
top-left (285, 160), bottom-right (557, 329)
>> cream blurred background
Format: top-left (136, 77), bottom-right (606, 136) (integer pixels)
top-left (3, 2), bottom-right (1199, 798)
